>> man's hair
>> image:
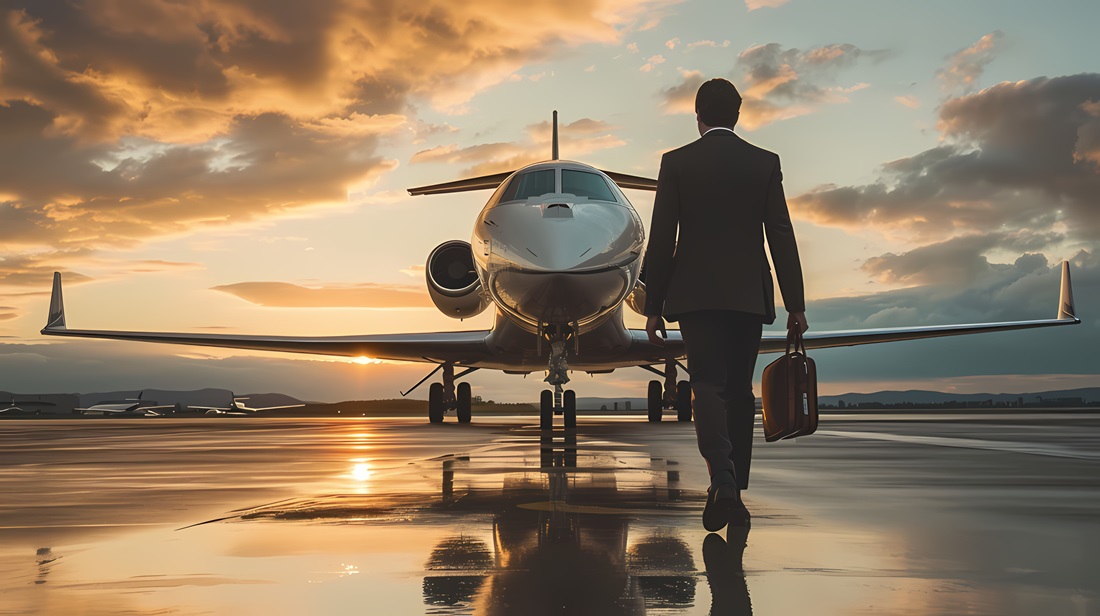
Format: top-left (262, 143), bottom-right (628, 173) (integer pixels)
top-left (695, 78), bottom-right (742, 128)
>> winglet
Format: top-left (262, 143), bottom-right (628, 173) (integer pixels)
top-left (1058, 260), bottom-right (1076, 321)
top-left (44, 272), bottom-right (66, 330)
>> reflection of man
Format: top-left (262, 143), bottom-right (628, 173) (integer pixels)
top-left (644, 78), bottom-right (807, 531)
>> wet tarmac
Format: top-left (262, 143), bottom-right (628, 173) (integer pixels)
top-left (0, 413), bottom-right (1098, 615)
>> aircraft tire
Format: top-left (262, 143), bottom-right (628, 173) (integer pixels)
top-left (647, 380), bottom-right (663, 422)
top-left (563, 390), bottom-right (577, 429)
top-left (540, 390), bottom-right (554, 430)
top-left (456, 382), bottom-right (472, 423)
top-left (675, 380), bottom-right (693, 422)
top-left (429, 383), bottom-right (444, 423)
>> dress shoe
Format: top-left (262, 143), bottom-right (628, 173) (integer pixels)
top-left (703, 482), bottom-right (737, 532)
top-left (729, 492), bottom-right (751, 527)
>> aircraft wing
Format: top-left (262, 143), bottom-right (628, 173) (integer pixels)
top-left (41, 273), bottom-right (493, 365)
top-left (629, 261), bottom-right (1079, 360)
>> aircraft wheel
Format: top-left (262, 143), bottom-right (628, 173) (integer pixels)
top-left (428, 383), bottom-right (444, 423)
top-left (456, 382), bottom-right (472, 423)
top-left (540, 390), bottom-right (554, 430)
top-left (647, 380), bottom-right (663, 422)
top-left (675, 380), bottom-right (693, 422)
top-left (563, 390), bottom-right (577, 429)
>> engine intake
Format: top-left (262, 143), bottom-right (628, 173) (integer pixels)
top-left (426, 240), bottom-right (489, 319)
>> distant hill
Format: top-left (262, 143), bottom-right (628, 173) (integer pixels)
top-left (820, 387), bottom-right (1100, 407)
top-left (3, 386), bottom-right (1096, 416)
top-left (578, 387), bottom-right (1100, 411)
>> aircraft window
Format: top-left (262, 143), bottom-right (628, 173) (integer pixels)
top-left (562, 170), bottom-right (616, 202)
top-left (499, 169), bottom-right (556, 202)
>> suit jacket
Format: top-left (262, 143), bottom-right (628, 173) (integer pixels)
top-left (642, 129), bottom-right (804, 324)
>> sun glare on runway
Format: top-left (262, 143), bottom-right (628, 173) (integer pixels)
top-left (352, 356), bottom-right (382, 365)
top-left (351, 460), bottom-right (374, 482)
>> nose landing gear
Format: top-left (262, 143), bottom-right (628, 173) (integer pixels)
top-left (540, 330), bottom-right (577, 430)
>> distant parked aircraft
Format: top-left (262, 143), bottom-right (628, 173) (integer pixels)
top-left (75, 391), bottom-right (178, 417)
top-left (189, 396), bottom-right (305, 416)
top-left (1, 397), bottom-right (30, 415)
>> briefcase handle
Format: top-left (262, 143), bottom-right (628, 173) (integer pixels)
top-left (785, 325), bottom-right (807, 356)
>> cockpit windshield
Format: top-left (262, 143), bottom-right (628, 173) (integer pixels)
top-left (494, 167), bottom-right (622, 206)
top-left (562, 169), bottom-right (617, 202)
top-left (499, 169), bottom-right (556, 202)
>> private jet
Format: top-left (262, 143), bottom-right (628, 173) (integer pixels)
top-left (75, 392), bottom-right (178, 417)
top-left (42, 112), bottom-right (1080, 429)
top-left (1, 398), bottom-right (32, 416)
top-left (189, 396), bottom-right (306, 416)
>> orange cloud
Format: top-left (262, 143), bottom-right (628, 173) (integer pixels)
top-left (211, 281), bottom-right (434, 308)
top-left (412, 118), bottom-right (625, 176)
top-left (744, 0), bottom-right (789, 10)
top-left (660, 44), bottom-right (885, 129)
top-left (938, 31), bottom-right (1005, 94)
top-left (894, 95), bottom-right (921, 109)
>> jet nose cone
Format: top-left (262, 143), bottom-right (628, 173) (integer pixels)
top-left (485, 200), bottom-right (643, 273)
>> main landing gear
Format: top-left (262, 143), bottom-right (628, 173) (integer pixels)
top-left (417, 363), bottom-right (477, 424)
top-left (645, 359), bottom-right (692, 423)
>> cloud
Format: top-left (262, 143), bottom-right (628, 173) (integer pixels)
top-left (938, 31), bottom-right (1005, 94)
top-left (813, 248), bottom-right (1097, 332)
top-left (210, 281), bottom-right (433, 308)
top-left (411, 118), bottom-right (625, 175)
top-left (659, 43), bottom-right (888, 128)
top-left (0, 1), bottom-right (680, 285)
top-left (0, 102), bottom-right (396, 251)
top-left (640, 54), bottom-right (666, 72)
top-left (894, 95), bottom-right (920, 109)
top-left (659, 69), bottom-right (707, 115)
top-left (793, 249), bottom-right (1099, 390)
top-left (793, 74), bottom-right (1100, 242)
top-left (686, 40), bottom-right (730, 50)
top-left (665, 38), bottom-right (680, 50)
top-left (744, 0), bottom-right (789, 10)
top-left (0, 251), bottom-right (94, 288)
top-left (734, 43), bottom-right (887, 129)
top-left (860, 234), bottom-right (1060, 286)
top-left (1074, 100), bottom-right (1100, 165)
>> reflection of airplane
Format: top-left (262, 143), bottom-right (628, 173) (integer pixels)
top-left (40, 113), bottom-right (1081, 429)
top-left (189, 397), bottom-right (305, 416)
top-left (427, 440), bottom-right (714, 613)
top-left (206, 434), bottom-right (711, 613)
top-left (75, 392), bottom-right (177, 417)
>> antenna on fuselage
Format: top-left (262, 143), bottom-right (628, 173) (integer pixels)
top-left (552, 110), bottom-right (559, 160)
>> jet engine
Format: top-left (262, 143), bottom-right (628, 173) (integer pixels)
top-left (426, 240), bottom-right (490, 319)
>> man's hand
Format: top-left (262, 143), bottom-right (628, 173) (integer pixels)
top-left (787, 311), bottom-right (809, 334)
top-left (646, 315), bottom-right (667, 346)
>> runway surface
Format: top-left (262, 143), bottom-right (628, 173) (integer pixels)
top-left (0, 412), bottom-right (1097, 615)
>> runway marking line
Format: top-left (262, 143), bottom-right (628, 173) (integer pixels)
top-left (817, 430), bottom-right (1100, 461)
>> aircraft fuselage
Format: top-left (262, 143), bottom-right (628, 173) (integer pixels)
top-left (471, 161), bottom-right (645, 337)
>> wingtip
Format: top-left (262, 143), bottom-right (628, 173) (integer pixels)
top-left (43, 271), bottom-right (66, 331)
top-left (1058, 261), bottom-right (1076, 321)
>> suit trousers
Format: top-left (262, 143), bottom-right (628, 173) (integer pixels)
top-left (677, 310), bottom-right (764, 490)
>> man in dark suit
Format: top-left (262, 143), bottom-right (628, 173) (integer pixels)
top-left (644, 78), bottom-right (808, 532)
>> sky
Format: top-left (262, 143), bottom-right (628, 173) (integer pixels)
top-left (0, 0), bottom-right (1098, 402)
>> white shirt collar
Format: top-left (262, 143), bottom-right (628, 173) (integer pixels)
top-left (703, 127), bottom-right (735, 135)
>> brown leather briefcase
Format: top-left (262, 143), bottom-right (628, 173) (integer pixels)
top-left (761, 328), bottom-right (818, 442)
